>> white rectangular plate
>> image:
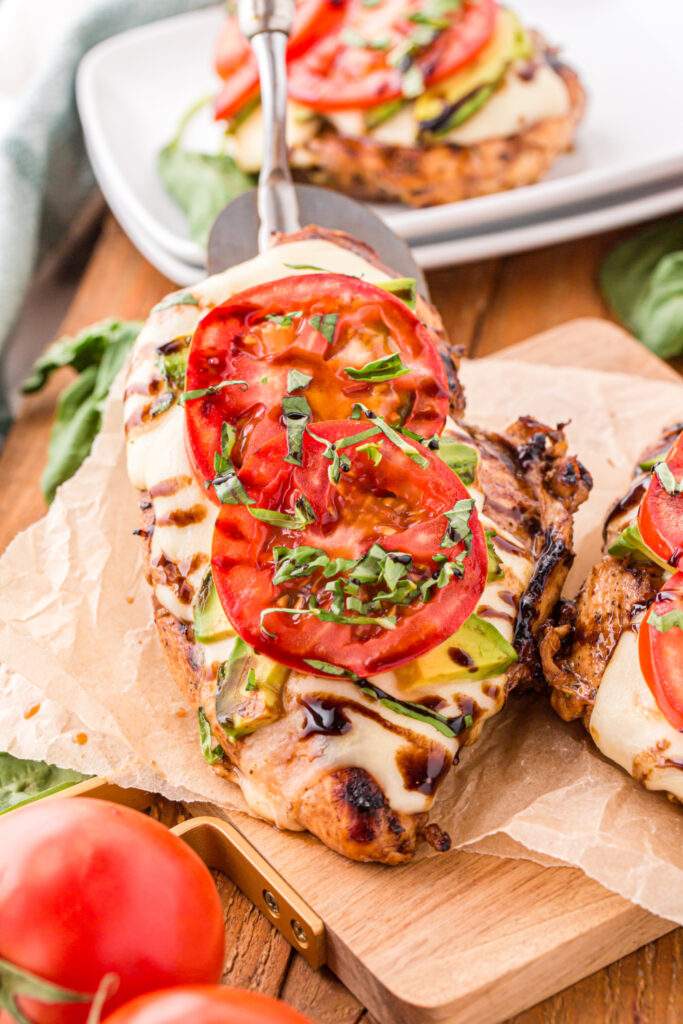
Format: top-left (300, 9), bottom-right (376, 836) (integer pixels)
top-left (77, 1), bottom-right (683, 268)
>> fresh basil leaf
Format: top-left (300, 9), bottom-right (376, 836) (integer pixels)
top-left (198, 708), bottom-right (224, 764)
top-left (272, 545), bottom-right (329, 584)
top-left (152, 291), bottom-right (199, 313)
top-left (26, 319), bottom-right (142, 502)
top-left (158, 98), bottom-right (254, 247)
top-left (0, 753), bottom-right (86, 814)
top-left (600, 219), bottom-right (683, 358)
top-left (180, 379), bottom-right (248, 404)
top-left (309, 313), bottom-right (339, 344)
top-left (304, 659), bottom-right (356, 677)
top-left (287, 369), bottom-right (313, 393)
top-left (284, 262), bottom-right (329, 272)
top-left (211, 422), bottom-right (253, 505)
top-left (344, 352), bottom-right (410, 382)
top-left (376, 277), bottom-right (417, 309)
top-left (441, 498), bottom-right (475, 549)
top-left (649, 609), bottom-right (683, 633)
top-left (249, 496), bottom-right (316, 530)
top-left (265, 311), bottom-right (303, 326)
top-left (351, 404), bottom-right (428, 468)
top-left (361, 682), bottom-right (456, 738)
top-left (437, 439), bottom-right (478, 485)
top-left (282, 395), bottom-right (312, 466)
top-left (357, 441), bottom-right (383, 465)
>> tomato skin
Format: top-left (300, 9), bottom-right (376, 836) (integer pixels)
top-left (0, 799), bottom-right (224, 1024)
top-left (185, 274), bottom-right (448, 500)
top-left (638, 431), bottom-right (683, 567)
top-left (212, 420), bottom-right (487, 677)
top-left (288, 0), bottom-right (497, 111)
top-left (638, 572), bottom-right (683, 732)
top-left (102, 986), bottom-right (312, 1024)
top-left (214, 1), bottom-right (346, 120)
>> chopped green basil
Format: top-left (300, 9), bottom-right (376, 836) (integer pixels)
top-left (265, 311), bottom-right (303, 327)
top-left (441, 498), bottom-right (474, 549)
top-left (309, 313), bottom-right (339, 344)
top-left (304, 659), bottom-right (357, 676)
top-left (287, 369), bottom-right (313, 393)
top-left (357, 441), bottom-right (383, 465)
top-left (198, 707), bottom-right (224, 764)
top-left (344, 352), bottom-right (410, 382)
top-left (282, 395), bottom-right (312, 466)
top-left (249, 496), bottom-right (316, 530)
top-left (180, 379), bottom-right (247, 404)
top-left (351, 404), bottom-right (429, 468)
top-left (361, 682), bottom-right (456, 738)
top-left (284, 262), bottom-right (329, 272)
top-left (211, 422), bottom-right (253, 505)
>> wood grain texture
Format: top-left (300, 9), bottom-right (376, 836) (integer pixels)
top-left (2, 215), bottom-right (682, 1023)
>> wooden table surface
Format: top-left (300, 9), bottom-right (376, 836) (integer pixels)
top-left (2, 215), bottom-right (682, 1023)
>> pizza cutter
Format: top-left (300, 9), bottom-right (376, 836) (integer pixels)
top-left (207, 0), bottom-right (429, 297)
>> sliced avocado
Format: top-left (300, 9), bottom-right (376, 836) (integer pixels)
top-left (397, 613), bottom-right (517, 687)
top-left (608, 522), bottom-right (671, 573)
top-left (216, 638), bottom-right (289, 740)
top-left (194, 570), bottom-right (234, 643)
top-left (414, 8), bottom-right (530, 129)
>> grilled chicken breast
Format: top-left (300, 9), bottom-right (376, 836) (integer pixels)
top-left (540, 426), bottom-right (683, 802)
top-left (125, 227), bottom-right (590, 862)
top-left (294, 61), bottom-right (584, 208)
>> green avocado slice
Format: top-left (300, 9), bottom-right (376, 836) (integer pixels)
top-left (398, 612), bottom-right (518, 687)
top-left (193, 570), bottom-right (234, 643)
top-left (216, 638), bottom-right (289, 740)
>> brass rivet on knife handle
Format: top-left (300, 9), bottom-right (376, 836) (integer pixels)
top-left (172, 816), bottom-right (326, 969)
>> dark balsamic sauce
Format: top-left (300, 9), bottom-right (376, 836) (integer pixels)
top-left (301, 698), bottom-right (351, 738)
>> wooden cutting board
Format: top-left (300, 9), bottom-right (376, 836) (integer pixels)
top-left (209, 318), bottom-right (679, 1024)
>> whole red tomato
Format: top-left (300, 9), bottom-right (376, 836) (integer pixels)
top-left (102, 986), bottom-right (312, 1023)
top-left (0, 799), bottom-right (225, 1023)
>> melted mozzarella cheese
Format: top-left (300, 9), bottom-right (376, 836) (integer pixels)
top-left (447, 63), bottom-right (569, 146)
top-left (589, 629), bottom-right (683, 801)
top-left (327, 62), bottom-right (569, 149)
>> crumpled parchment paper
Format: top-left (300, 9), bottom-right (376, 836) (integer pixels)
top-left (2, 354), bottom-right (683, 925)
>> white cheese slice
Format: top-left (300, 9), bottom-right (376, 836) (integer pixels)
top-left (227, 103), bottom-right (320, 174)
top-left (589, 629), bottom-right (683, 801)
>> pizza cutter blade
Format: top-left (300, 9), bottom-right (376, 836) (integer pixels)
top-left (207, 0), bottom-right (429, 298)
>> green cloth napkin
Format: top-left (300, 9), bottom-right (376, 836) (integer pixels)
top-left (0, 0), bottom-right (213, 436)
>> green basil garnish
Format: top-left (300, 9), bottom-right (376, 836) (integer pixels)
top-left (441, 497), bottom-right (474, 549)
top-left (282, 394), bottom-right (312, 466)
top-left (198, 707), bottom-right (224, 764)
top-left (249, 496), bottom-right (316, 530)
top-left (152, 291), bottom-right (199, 313)
top-left (287, 369), bottom-right (313, 393)
top-left (211, 422), bottom-right (253, 506)
top-left (351, 404), bottom-right (428, 468)
top-left (180, 379), bottom-right (247, 404)
top-left (344, 352), bottom-right (410, 382)
top-left (309, 313), bottom-right (339, 344)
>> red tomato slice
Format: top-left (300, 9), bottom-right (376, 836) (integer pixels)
top-left (638, 430), bottom-right (683, 567)
top-left (184, 274), bottom-right (449, 499)
top-left (638, 572), bottom-right (683, 731)
top-left (103, 985), bottom-right (312, 1024)
top-left (214, 0), bottom-right (346, 120)
top-left (288, 0), bottom-right (496, 111)
top-left (212, 420), bottom-right (487, 677)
